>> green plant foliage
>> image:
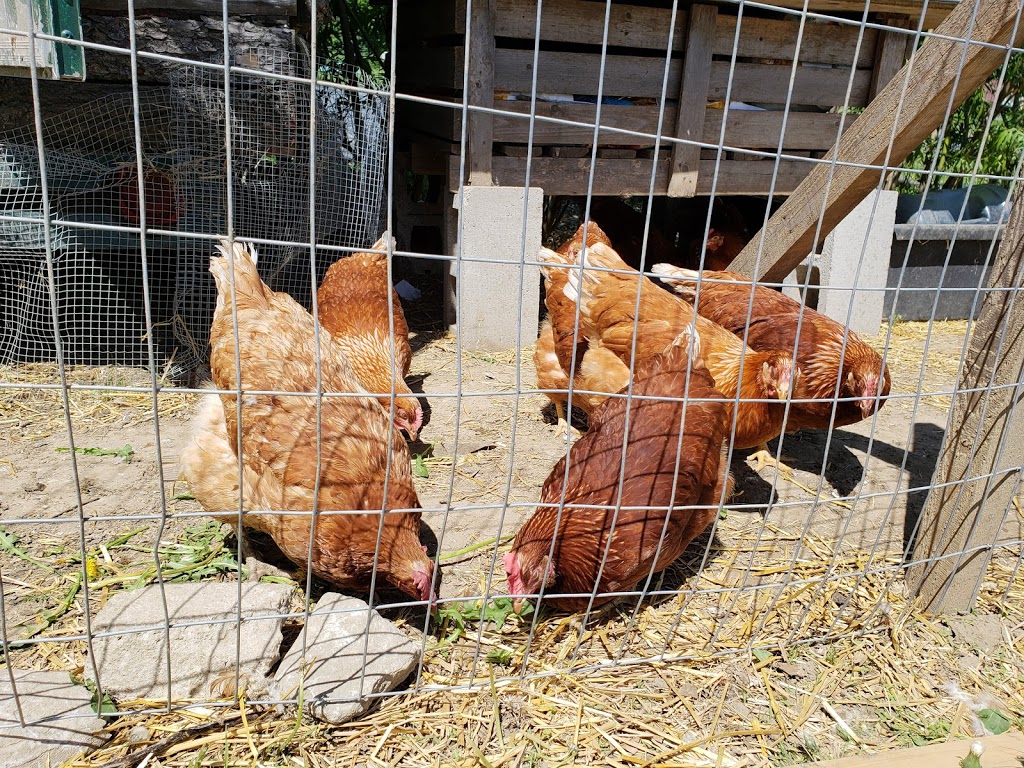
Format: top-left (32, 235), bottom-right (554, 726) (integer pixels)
top-left (322, 0), bottom-right (389, 79)
top-left (894, 53), bottom-right (1024, 193)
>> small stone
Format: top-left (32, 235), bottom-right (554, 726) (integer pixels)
top-left (0, 669), bottom-right (108, 768)
top-left (947, 615), bottom-right (1007, 656)
top-left (270, 593), bottom-right (420, 725)
top-left (128, 725), bottom-right (151, 743)
top-left (88, 582), bottom-right (293, 701)
top-left (958, 654), bottom-right (982, 673)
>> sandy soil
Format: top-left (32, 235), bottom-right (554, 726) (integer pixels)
top-left (3, 318), bottom-right (1016, 616)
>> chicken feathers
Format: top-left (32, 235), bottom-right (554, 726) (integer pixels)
top-left (317, 234), bottom-right (423, 440)
top-left (180, 237), bottom-right (434, 605)
top-left (560, 241), bottom-right (797, 450)
top-left (506, 329), bottom-right (731, 612)
top-left (652, 265), bottom-right (890, 431)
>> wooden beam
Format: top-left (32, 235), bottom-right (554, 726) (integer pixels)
top-left (668, 4), bottom-right (717, 198)
top-left (869, 18), bottom-right (912, 99)
top-left (729, 0), bottom-right (1024, 282)
top-left (467, 0), bottom-right (496, 185)
top-left (455, 0), bottom-right (930, 65)
top-left (451, 155), bottom-right (810, 196)
top-left (803, 732), bottom-right (1024, 767)
top-left (80, 0), bottom-right (297, 14)
top-left (907, 193), bottom-right (1024, 614)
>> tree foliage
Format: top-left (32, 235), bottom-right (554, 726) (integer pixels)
top-left (893, 53), bottom-right (1024, 193)
top-left (321, 0), bottom-right (389, 79)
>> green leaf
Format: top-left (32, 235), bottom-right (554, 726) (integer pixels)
top-left (56, 444), bottom-right (135, 463)
top-left (752, 648), bottom-right (773, 663)
top-left (413, 454), bottom-right (429, 478)
top-left (979, 708), bottom-right (1011, 735)
top-left (486, 648), bottom-right (513, 666)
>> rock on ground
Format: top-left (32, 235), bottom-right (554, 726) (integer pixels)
top-left (947, 614), bottom-right (1007, 656)
top-left (88, 582), bottom-right (293, 701)
top-left (0, 669), bottom-right (108, 768)
top-left (270, 593), bottom-right (420, 724)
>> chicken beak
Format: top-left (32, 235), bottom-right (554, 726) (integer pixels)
top-left (512, 598), bottom-right (525, 614)
top-left (406, 426), bottom-right (419, 442)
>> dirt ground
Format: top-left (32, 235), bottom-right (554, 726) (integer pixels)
top-left (1, 319), bottom-right (1018, 609)
top-left (3, 318), bottom-right (1024, 767)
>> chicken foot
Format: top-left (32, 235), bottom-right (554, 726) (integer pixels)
top-left (748, 443), bottom-right (796, 479)
top-left (552, 401), bottom-right (582, 441)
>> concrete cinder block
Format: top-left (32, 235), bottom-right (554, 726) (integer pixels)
top-left (0, 670), bottom-right (108, 768)
top-left (817, 190), bottom-right (899, 335)
top-left (447, 186), bottom-right (543, 351)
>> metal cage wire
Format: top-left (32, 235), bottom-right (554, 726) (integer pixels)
top-left (0, 0), bottom-right (1022, 752)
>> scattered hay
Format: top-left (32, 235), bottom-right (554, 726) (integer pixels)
top-left (3, 321), bottom-right (1022, 767)
top-left (12, 515), bottom-right (1019, 768)
top-left (0, 363), bottom-right (197, 442)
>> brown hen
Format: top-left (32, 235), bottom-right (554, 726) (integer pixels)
top-left (317, 234), bottom-right (423, 440)
top-left (534, 221), bottom-right (630, 435)
top-left (179, 238), bottom-right (434, 605)
top-left (506, 329), bottom-right (731, 612)
top-left (652, 265), bottom-right (891, 433)
top-left (561, 241), bottom-right (796, 450)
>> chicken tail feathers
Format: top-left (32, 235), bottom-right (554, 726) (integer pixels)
top-left (562, 240), bottom-right (628, 310)
top-left (211, 237), bottom-right (271, 307)
top-left (538, 246), bottom-right (573, 282)
top-left (651, 264), bottom-right (700, 300)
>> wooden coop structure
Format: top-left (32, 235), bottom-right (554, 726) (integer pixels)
top-left (394, 0), bottom-right (958, 197)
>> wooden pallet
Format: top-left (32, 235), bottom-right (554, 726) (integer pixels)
top-left (395, 0), bottom-right (953, 196)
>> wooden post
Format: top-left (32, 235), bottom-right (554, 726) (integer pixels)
top-left (868, 17), bottom-right (911, 99)
top-left (467, 0), bottom-right (496, 186)
top-left (667, 4), bottom-right (717, 198)
top-left (728, 0), bottom-right (1024, 281)
top-left (908, 197), bottom-right (1024, 614)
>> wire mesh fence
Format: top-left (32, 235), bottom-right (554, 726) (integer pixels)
top-left (0, 0), bottom-right (1023, 765)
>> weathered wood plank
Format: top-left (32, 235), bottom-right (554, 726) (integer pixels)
top-left (467, 0), bottom-right (496, 184)
top-left (80, 0), bottom-right (296, 14)
top-left (729, 0), bottom-right (1024, 282)
top-left (804, 733), bottom-right (1024, 767)
top-left (907, 189), bottom-right (1024, 614)
top-left (458, 0), bottom-right (879, 67)
top-left (767, 0), bottom-right (957, 29)
top-left (488, 49), bottom-right (871, 107)
top-left (403, 99), bottom-right (856, 151)
top-left (669, 4), bottom-right (717, 198)
top-left (450, 155), bottom-right (811, 196)
top-left (708, 62), bottom-right (872, 107)
top-left (719, 15), bottom-right (876, 68)
top-left (869, 18), bottom-right (912, 99)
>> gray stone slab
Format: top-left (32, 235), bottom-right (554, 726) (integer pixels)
top-left (0, 669), bottom-right (108, 768)
top-left (88, 582), bottom-right (293, 702)
top-left (270, 593), bottom-right (420, 724)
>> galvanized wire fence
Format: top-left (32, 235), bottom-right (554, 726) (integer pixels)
top-left (0, 0), bottom-right (1023, 753)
